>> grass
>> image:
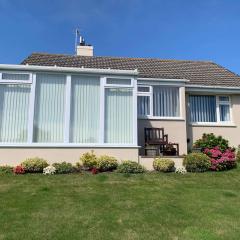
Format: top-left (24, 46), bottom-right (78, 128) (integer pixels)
top-left (1, 169), bottom-right (240, 240)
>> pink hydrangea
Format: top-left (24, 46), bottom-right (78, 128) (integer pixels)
top-left (205, 147), bottom-right (236, 171)
top-left (204, 146), bottom-right (222, 158)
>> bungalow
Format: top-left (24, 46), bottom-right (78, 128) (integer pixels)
top-left (1, 42), bottom-right (240, 165)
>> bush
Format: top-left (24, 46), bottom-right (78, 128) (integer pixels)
top-left (0, 165), bottom-right (13, 174)
top-left (117, 161), bottom-right (146, 174)
top-left (194, 133), bottom-right (229, 152)
top-left (236, 146), bottom-right (240, 163)
top-left (204, 147), bottom-right (237, 171)
top-left (13, 166), bottom-right (25, 174)
top-left (43, 166), bottom-right (56, 175)
top-left (52, 162), bottom-right (75, 174)
top-left (183, 153), bottom-right (211, 172)
top-left (153, 158), bottom-right (175, 172)
top-left (75, 162), bottom-right (83, 172)
top-left (21, 157), bottom-right (49, 173)
top-left (96, 155), bottom-right (118, 172)
top-left (80, 151), bottom-right (97, 170)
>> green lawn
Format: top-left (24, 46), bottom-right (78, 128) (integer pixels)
top-left (1, 169), bottom-right (240, 240)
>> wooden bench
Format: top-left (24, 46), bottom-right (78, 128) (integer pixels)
top-left (144, 128), bottom-right (168, 155)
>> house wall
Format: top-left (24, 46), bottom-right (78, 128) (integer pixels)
top-left (187, 94), bottom-right (240, 149)
top-left (0, 147), bottom-right (139, 166)
top-left (138, 87), bottom-right (188, 155)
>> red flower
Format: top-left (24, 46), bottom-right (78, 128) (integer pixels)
top-left (13, 165), bottom-right (25, 174)
top-left (91, 167), bottom-right (98, 174)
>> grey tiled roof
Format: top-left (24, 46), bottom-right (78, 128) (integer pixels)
top-left (21, 53), bottom-right (240, 87)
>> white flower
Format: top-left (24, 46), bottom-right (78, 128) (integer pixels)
top-left (43, 166), bottom-right (56, 175)
top-left (175, 167), bottom-right (187, 174)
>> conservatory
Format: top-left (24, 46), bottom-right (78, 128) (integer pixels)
top-left (0, 65), bottom-right (139, 165)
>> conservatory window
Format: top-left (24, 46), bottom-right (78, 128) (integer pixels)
top-left (33, 74), bottom-right (66, 142)
top-left (0, 72), bottom-right (136, 146)
top-left (0, 72), bottom-right (32, 83)
top-left (70, 76), bottom-right (100, 143)
top-left (0, 84), bottom-right (31, 142)
top-left (105, 88), bottom-right (133, 144)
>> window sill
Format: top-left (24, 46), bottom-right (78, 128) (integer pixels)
top-left (189, 123), bottom-right (236, 127)
top-left (138, 116), bottom-right (185, 121)
top-left (0, 143), bottom-right (140, 148)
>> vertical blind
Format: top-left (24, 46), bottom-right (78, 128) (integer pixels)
top-left (0, 85), bottom-right (30, 142)
top-left (0, 73), bottom-right (135, 145)
top-left (189, 95), bottom-right (216, 122)
top-left (153, 86), bottom-right (179, 117)
top-left (138, 95), bottom-right (150, 116)
top-left (105, 88), bottom-right (133, 144)
top-left (70, 76), bottom-right (100, 143)
top-left (33, 74), bottom-right (66, 142)
top-left (220, 105), bottom-right (230, 121)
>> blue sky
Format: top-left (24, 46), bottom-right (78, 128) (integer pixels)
top-left (0, 0), bottom-right (240, 74)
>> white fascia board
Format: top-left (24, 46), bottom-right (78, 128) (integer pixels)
top-left (0, 64), bottom-right (138, 77)
top-left (137, 77), bottom-right (189, 82)
top-left (186, 84), bottom-right (240, 93)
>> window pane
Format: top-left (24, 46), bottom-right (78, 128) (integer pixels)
top-left (138, 95), bottom-right (150, 116)
top-left (0, 84), bottom-right (30, 142)
top-left (220, 105), bottom-right (230, 122)
top-left (138, 86), bottom-right (150, 92)
top-left (33, 74), bottom-right (66, 142)
top-left (219, 96), bottom-right (229, 102)
top-left (189, 95), bottom-right (216, 122)
top-left (2, 73), bottom-right (30, 81)
top-left (105, 88), bottom-right (133, 144)
top-left (70, 76), bottom-right (100, 143)
top-left (106, 78), bottom-right (131, 85)
top-left (153, 86), bottom-right (179, 117)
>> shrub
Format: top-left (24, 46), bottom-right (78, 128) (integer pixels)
top-left (13, 165), bottom-right (25, 174)
top-left (194, 133), bottom-right (229, 152)
top-left (21, 157), bottom-right (49, 173)
top-left (80, 151), bottom-right (97, 170)
top-left (96, 155), bottom-right (118, 172)
top-left (0, 165), bottom-right (13, 174)
top-left (117, 160), bottom-right (146, 174)
top-left (43, 166), bottom-right (56, 175)
top-left (210, 157), bottom-right (237, 171)
top-left (183, 153), bottom-right (211, 172)
top-left (75, 162), bottom-right (83, 172)
top-left (204, 147), bottom-right (237, 171)
top-left (153, 158), bottom-right (175, 172)
top-left (52, 162), bottom-right (75, 174)
top-left (236, 146), bottom-right (240, 163)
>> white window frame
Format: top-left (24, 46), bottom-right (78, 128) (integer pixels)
top-left (0, 71), bottom-right (32, 84)
top-left (137, 85), bottom-right (153, 117)
top-left (189, 95), bottom-right (233, 126)
top-left (101, 76), bottom-right (137, 145)
top-left (0, 72), bottom-right (138, 147)
top-left (137, 85), bottom-right (183, 120)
